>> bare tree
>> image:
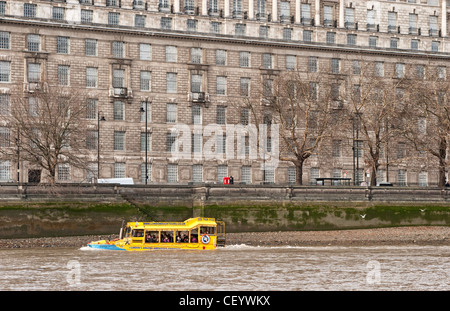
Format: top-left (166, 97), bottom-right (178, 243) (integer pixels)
top-left (240, 70), bottom-right (335, 185)
top-left (344, 60), bottom-right (406, 186)
top-left (2, 83), bottom-right (90, 183)
top-left (401, 65), bottom-right (450, 187)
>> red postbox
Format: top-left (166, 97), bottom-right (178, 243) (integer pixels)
top-left (223, 177), bottom-right (230, 185)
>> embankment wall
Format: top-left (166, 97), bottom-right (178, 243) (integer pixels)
top-left (0, 183), bottom-right (449, 238)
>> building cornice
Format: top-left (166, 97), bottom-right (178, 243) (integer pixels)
top-left (1, 16), bottom-right (449, 61)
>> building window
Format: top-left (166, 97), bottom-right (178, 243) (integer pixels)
top-left (288, 167), bottom-right (296, 184)
top-left (431, 41), bottom-right (439, 52)
top-left (192, 165), bottom-right (202, 183)
top-left (347, 34), bottom-right (357, 46)
top-left (286, 55), bottom-right (296, 70)
top-left (113, 69), bottom-right (125, 89)
top-left (240, 108), bottom-right (249, 125)
top-left (303, 30), bottom-right (312, 42)
top-left (352, 60), bottom-right (361, 75)
top-left (283, 28), bottom-right (292, 40)
top-left (324, 5), bottom-right (334, 26)
top-left (301, 4), bottom-right (311, 25)
top-left (58, 65), bottom-right (69, 86)
top-left (167, 164), bottom-right (178, 183)
top-left (113, 101), bottom-right (125, 121)
top-left (112, 41), bottom-right (124, 58)
top-left (191, 74), bottom-right (202, 93)
top-left (264, 167), bottom-right (274, 183)
top-left (192, 105), bottom-right (202, 125)
top-left (241, 166), bottom-right (251, 184)
top-left (135, 15), bottom-right (146, 28)
top-left (216, 76), bottom-right (227, 95)
top-left (81, 10), bottom-right (93, 23)
top-left (217, 165), bottom-right (228, 183)
top-left (216, 135), bottom-right (226, 154)
top-left (191, 48), bottom-right (202, 64)
top-left (27, 34), bottom-right (40, 52)
top-left (166, 132), bottom-right (177, 152)
top-left (139, 43), bottom-right (151, 60)
top-left (211, 22), bottom-right (222, 34)
top-left (240, 77), bottom-right (250, 97)
top-left (52, 7), bottom-right (65, 20)
top-left (57, 36), bottom-right (69, 54)
top-left (409, 13), bottom-right (418, 35)
top-left (166, 73), bottom-right (177, 93)
top-left (161, 17), bottom-right (172, 29)
top-left (369, 36), bottom-right (378, 48)
top-left (240, 52), bottom-right (250, 67)
top-left (411, 39), bottom-right (419, 50)
top-left (398, 169), bottom-right (406, 186)
top-left (262, 53), bottom-right (273, 69)
top-left (85, 39), bottom-right (97, 56)
top-left (216, 106), bottom-right (226, 125)
top-left (187, 19), bottom-right (197, 32)
top-left (86, 67), bottom-right (98, 88)
top-left (0, 2), bottom-right (5, 16)
top-left (86, 130), bottom-right (98, 150)
top-left (114, 163), bottom-right (126, 178)
top-left (0, 161), bottom-right (10, 181)
top-left (332, 140), bottom-right (341, 157)
top-left (108, 12), bottom-right (120, 25)
top-left (140, 132), bottom-right (151, 152)
top-left (235, 23), bottom-right (246, 36)
top-left (24, 3), bottom-right (37, 18)
top-left (331, 58), bottom-right (340, 74)
top-left (114, 131), bottom-right (125, 150)
top-left (367, 9), bottom-right (376, 30)
top-left (140, 101), bottom-right (151, 122)
top-left (390, 37), bottom-right (399, 49)
top-left (141, 163), bottom-right (151, 183)
top-left (58, 164), bottom-right (70, 181)
top-left (28, 63), bottom-right (40, 83)
top-left (308, 57), bottom-right (318, 73)
top-left (259, 26), bottom-right (269, 38)
top-left (310, 167), bottom-right (319, 185)
top-left (0, 127), bottom-right (10, 147)
top-left (192, 133), bottom-right (202, 154)
top-left (0, 94), bottom-right (10, 116)
top-left (418, 172), bottom-right (428, 187)
top-left (140, 71), bottom-right (151, 91)
top-left (166, 46), bottom-right (177, 62)
top-left (0, 61), bottom-right (10, 82)
top-left (344, 7), bottom-right (355, 28)
top-left (326, 32), bottom-right (335, 44)
top-left (395, 63), bottom-right (405, 78)
top-left (86, 99), bottom-right (97, 119)
top-left (388, 12), bottom-right (397, 33)
top-left (0, 32), bottom-right (9, 50)
top-left (374, 62), bottom-right (384, 77)
top-left (166, 103), bottom-right (177, 123)
top-left (216, 50), bottom-right (226, 66)
top-left (429, 15), bottom-right (438, 36)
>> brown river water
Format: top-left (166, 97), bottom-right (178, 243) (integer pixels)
top-left (0, 244), bottom-right (448, 291)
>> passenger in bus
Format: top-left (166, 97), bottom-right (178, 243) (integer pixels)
top-left (191, 235), bottom-right (197, 243)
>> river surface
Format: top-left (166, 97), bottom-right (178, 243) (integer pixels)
top-left (0, 244), bottom-right (448, 291)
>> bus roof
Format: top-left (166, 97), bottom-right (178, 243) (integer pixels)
top-left (126, 217), bottom-right (218, 230)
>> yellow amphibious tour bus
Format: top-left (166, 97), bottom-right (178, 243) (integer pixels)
top-left (87, 217), bottom-right (225, 251)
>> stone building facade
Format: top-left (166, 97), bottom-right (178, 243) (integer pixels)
top-left (0, 0), bottom-right (449, 185)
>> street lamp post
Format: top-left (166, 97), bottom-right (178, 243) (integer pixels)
top-left (140, 98), bottom-right (149, 185)
top-left (97, 112), bottom-right (105, 182)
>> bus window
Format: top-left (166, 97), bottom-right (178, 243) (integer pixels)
top-left (132, 229), bottom-right (144, 237)
top-left (200, 227), bottom-right (215, 235)
top-left (161, 231), bottom-right (174, 243)
top-left (145, 231), bottom-right (159, 243)
top-left (176, 231), bottom-right (189, 243)
top-left (190, 228), bottom-right (198, 243)
top-left (124, 226), bottom-right (131, 238)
